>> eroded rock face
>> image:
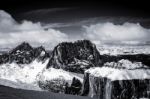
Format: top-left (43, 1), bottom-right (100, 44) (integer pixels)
top-left (81, 73), bottom-right (90, 96)
top-left (47, 40), bottom-right (102, 73)
top-left (111, 79), bottom-right (150, 99)
top-left (0, 42), bottom-right (49, 64)
top-left (65, 77), bottom-right (82, 95)
top-left (82, 73), bottom-right (150, 99)
top-left (82, 60), bottom-right (150, 99)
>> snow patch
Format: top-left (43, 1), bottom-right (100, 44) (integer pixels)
top-left (104, 59), bottom-right (149, 69)
top-left (40, 51), bottom-right (46, 56)
top-left (86, 60), bottom-right (150, 81)
top-left (37, 68), bottom-right (83, 85)
top-left (0, 58), bottom-right (83, 90)
top-left (0, 59), bottom-right (49, 87)
top-left (86, 67), bottom-right (150, 81)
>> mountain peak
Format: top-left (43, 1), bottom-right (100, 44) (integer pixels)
top-left (47, 40), bottom-right (102, 73)
top-left (10, 42), bottom-right (33, 54)
top-left (0, 42), bottom-right (49, 64)
top-left (57, 40), bottom-right (95, 48)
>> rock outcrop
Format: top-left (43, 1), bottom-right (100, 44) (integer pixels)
top-left (47, 40), bottom-right (102, 73)
top-left (82, 74), bottom-right (150, 99)
top-left (65, 77), bottom-right (82, 95)
top-left (37, 68), bottom-right (83, 95)
top-left (82, 60), bottom-right (150, 99)
top-left (0, 42), bottom-right (49, 64)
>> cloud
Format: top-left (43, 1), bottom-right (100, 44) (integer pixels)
top-left (0, 10), bottom-right (150, 48)
top-left (83, 22), bottom-right (150, 44)
top-left (0, 10), bottom-right (68, 48)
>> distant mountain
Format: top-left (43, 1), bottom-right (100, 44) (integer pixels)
top-left (100, 54), bottom-right (150, 67)
top-left (103, 59), bottom-right (150, 69)
top-left (0, 42), bottom-right (49, 64)
top-left (47, 40), bottom-right (102, 73)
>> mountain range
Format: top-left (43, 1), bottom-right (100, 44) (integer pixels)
top-left (0, 40), bottom-right (150, 98)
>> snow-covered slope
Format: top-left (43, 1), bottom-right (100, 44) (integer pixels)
top-left (0, 58), bottom-right (83, 92)
top-left (38, 68), bottom-right (83, 85)
top-left (86, 59), bottom-right (150, 81)
top-left (0, 59), bottom-right (49, 89)
top-left (82, 59), bottom-right (150, 99)
top-left (37, 67), bottom-right (83, 93)
top-left (86, 67), bottom-right (150, 81)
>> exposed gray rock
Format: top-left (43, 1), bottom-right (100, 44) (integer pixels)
top-left (47, 40), bottom-right (102, 73)
top-left (0, 42), bottom-right (49, 64)
top-left (82, 61), bottom-right (150, 99)
top-left (82, 71), bottom-right (150, 99)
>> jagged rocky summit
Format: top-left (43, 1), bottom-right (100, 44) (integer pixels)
top-left (47, 40), bottom-right (102, 73)
top-left (82, 59), bottom-right (150, 99)
top-left (0, 42), bottom-right (49, 64)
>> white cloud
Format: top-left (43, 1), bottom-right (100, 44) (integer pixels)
top-left (0, 10), bottom-right (68, 48)
top-left (1, 10), bottom-right (150, 48)
top-left (83, 22), bottom-right (150, 43)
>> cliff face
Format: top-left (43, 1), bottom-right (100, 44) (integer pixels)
top-left (82, 73), bottom-right (150, 99)
top-left (82, 60), bottom-right (150, 99)
top-left (111, 79), bottom-right (150, 99)
top-left (47, 40), bottom-right (102, 73)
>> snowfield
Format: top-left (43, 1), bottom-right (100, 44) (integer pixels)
top-left (0, 59), bottom-right (49, 90)
top-left (86, 60), bottom-right (150, 81)
top-left (0, 59), bottom-right (49, 84)
top-left (86, 67), bottom-right (150, 81)
top-left (0, 59), bottom-right (83, 90)
top-left (98, 45), bottom-right (150, 55)
top-left (37, 68), bottom-right (83, 86)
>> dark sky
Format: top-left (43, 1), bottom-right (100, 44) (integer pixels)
top-left (0, 0), bottom-right (149, 27)
top-left (0, 0), bottom-right (150, 17)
